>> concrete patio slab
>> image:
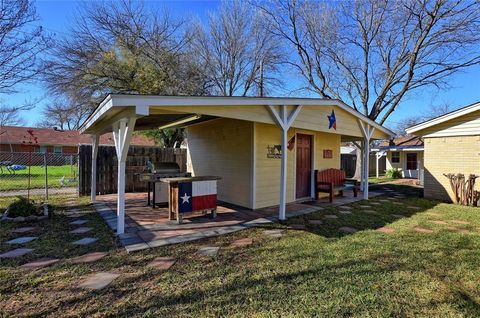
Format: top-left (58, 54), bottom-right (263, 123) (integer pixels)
top-left (6, 237), bottom-right (38, 244)
top-left (78, 272), bottom-right (120, 290)
top-left (339, 226), bottom-right (358, 234)
top-left (20, 257), bottom-right (60, 270)
top-left (429, 220), bottom-right (448, 225)
top-left (0, 248), bottom-right (34, 258)
top-left (339, 210), bottom-right (352, 215)
top-left (414, 227), bottom-right (434, 234)
top-left (324, 215), bottom-right (338, 219)
top-left (376, 227), bottom-right (395, 234)
top-left (449, 220), bottom-right (471, 225)
top-left (71, 252), bottom-right (108, 264)
top-left (308, 219), bottom-right (323, 225)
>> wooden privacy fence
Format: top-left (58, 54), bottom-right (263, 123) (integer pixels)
top-left (78, 145), bottom-right (186, 196)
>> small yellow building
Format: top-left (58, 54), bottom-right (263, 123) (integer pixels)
top-left (406, 101), bottom-right (480, 202)
top-left (80, 95), bottom-right (393, 234)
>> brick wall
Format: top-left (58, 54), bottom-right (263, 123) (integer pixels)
top-left (424, 136), bottom-right (480, 201)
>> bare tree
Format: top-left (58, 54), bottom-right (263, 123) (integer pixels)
top-left (393, 102), bottom-right (453, 135)
top-left (0, 104), bottom-right (31, 126)
top-left (191, 0), bottom-right (283, 96)
top-left (0, 0), bottom-right (47, 94)
top-left (256, 0), bottom-right (480, 123)
top-left (37, 97), bottom-right (91, 130)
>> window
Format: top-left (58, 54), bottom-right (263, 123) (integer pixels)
top-left (391, 151), bottom-right (400, 163)
top-left (53, 145), bottom-right (63, 154)
top-left (406, 153), bottom-right (418, 170)
top-left (39, 146), bottom-right (47, 153)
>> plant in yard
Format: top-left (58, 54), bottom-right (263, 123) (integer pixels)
top-left (385, 168), bottom-right (402, 179)
top-left (6, 196), bottom-right (42, 218)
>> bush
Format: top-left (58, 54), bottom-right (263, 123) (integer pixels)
top-left (6, 196), bottom-right (42, 218)
top-left (385, 168), bottom-right (402, 179)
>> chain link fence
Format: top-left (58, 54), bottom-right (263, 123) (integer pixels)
top-left (0, 152), bottom-right (78, 208)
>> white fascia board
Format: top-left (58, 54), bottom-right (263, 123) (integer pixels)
top-left (80, 94), bottom-right (394, 136)
top-left (406, 101), bottom-right (480, 134)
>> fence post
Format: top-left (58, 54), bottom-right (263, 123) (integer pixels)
top-left (44, 153), bottom-right (48, 201)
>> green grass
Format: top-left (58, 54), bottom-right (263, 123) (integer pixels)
top-left (2, 190), bottom-right (480, 317)
top-left (369, 176), bottom-right (398, 184)
top-left (0, 165), bottom-right (77, 191)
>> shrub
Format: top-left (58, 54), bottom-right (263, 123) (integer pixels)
top-left (385, 168), bottom-right (402, 179)
top-left (6, 196), bottom-right (42, 218)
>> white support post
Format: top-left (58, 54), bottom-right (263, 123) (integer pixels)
top-left (112, 117), bottom-right (136, 235)
top-left (358, 120), bottom-right (375, 200)
top-left (266, 104), bottom-right (302, 221)
top-left (376, 153), bottom-right (379, 178)
top-left (91, 134), bottom-right (99, 202)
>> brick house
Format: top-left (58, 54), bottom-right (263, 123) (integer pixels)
top-left (406, 101), bottom-right (480, 202)
top-left (0, 126), bottom-right (155, 154)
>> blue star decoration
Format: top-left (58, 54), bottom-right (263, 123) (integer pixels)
top-left (328, 110), bottom-right (337, 130)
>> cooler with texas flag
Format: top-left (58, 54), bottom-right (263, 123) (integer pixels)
top-left (164, 176), bottom-right (221, 223)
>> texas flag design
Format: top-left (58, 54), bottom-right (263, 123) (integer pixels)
top-left (178, 180), bottom-right (217, 213)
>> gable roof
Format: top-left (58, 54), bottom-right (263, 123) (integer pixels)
top-left (0, 126), bottom-right (156, 147)
top-left (378, 136), bottom-right (423, 149)
top-left (406, 100), bottom-right (480, 134)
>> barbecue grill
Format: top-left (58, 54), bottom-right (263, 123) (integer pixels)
top-left (138, 162), bottom-right (191, 207)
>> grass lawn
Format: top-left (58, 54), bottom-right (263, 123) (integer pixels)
top-left (2, 189), bottom-right (480, 317)
top-left (0, 165), bottom-right (77, 191)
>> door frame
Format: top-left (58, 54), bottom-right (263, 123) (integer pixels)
top-left (294, 131), bottom-right (315, 200)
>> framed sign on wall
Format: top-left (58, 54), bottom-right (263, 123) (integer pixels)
top-left (323, 149), bottom-right (333, 159)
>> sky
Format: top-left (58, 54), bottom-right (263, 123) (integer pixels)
top-left (4, 0), bottom-right (480, 130)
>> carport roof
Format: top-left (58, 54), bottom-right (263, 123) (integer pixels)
top-left (79, 94), bottom-right (394, 137)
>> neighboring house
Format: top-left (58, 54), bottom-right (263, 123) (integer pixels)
top-left (0, 125), bottom-right (155, 154)
top-left (80, 95), bottom-right (394, 234)
top-left (372, 136), bottom-right (424, 180)
top-left (340, 145), bottom-right (386, 177)
top-left (406, 101), bottom-right (480, 202)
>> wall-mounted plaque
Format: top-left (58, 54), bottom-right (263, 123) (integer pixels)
top-left (267, 145), bottom-right (282, 159)
top-left (323, 149), bottom-right (333, 159)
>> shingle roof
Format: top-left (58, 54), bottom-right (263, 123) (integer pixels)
top-left (0, 126), bottom-right (156, 147)
top-left (378, 135), bottom-right (423, 149)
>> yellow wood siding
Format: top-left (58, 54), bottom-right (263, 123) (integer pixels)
top-left (254, 123), bottom-right (341, 209)
top-left (151, 105), bottom-right (389, 140)
top-left (187, 118), bottom-right (253, 208)
top-left (415, 109), bottom-right (480, 137)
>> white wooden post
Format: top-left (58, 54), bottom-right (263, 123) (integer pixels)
top-left (358, 120), bottom-right (375, 200)
top-left (376, 152), bottom-right (379, 178)
top-left (91, 134), bottom-right (99, 202)
top-left (112, 117), bottom-right (136, 235)
top-left (266, 105), bottom-right (302, 220)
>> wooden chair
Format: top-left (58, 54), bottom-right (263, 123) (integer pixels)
top-left (314, 168), bottom-right (358, 202)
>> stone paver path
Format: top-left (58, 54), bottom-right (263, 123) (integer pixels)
top-left (324, 215), bottom-right (338, 219)
top-left (377, 227), bottom-right (395, 234)
top-left (429, 220), bottom-right (448, 225)
top-left (392, 214), bottom-right (406, 219)
top-left (67, 214), bottom-right (82, 218)
top-left (20, 257), bottom-right (60, 270)
top-left (6, 236), bottom-right (37, 244)
top-left (148, 256), bottom-right (176, 270)
top-left (288, 224), bottom-right (306, 230)
top-left (0, 248), bottom-right (33, 258)
top-left (339, 211), bottom-right (352, 215)
top-left (338, 206), bottom-right (353, 210)
top-left (339, 226), bottom-right (358, 234)
top-left (447, 227), bottom-right (470, 234)
top-left (449, 220), bottom-right (470, 225)
top-left (263, 230), bottom-right (283, 238)
top-left (363, 210), bottom-right (378, 215)
top-left (230, 238), bottom-right (253, 248)
top-left (70, 220), bottom-right (89, 225)
top-left (426, 212), bottom-right (442, 217)
top-left (414, 227), bottom-right (434, 234)
top-left (78, 272), bottom-right (120, 290)
top-left (12, 227), bottom-right (37, 233)
top-left (72, 237), bottom-right (98, 245)
top-left (71, 252), bottom-right (108, 264)
top-left (392, 202), bottom-right (403, 205)
top-left (70, 227), bottom-right (93, 234)
top-left (370, 202), bottom-right (381, 205)
top-left (308, 219), bottom-right (323, 225)
top-left (359, 205), bottom-right (372, 209)
top-left (197, 246), bottom-right (220, 257)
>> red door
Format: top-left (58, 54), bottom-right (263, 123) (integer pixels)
top-left (296, 134), bottom-right (312, 198)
